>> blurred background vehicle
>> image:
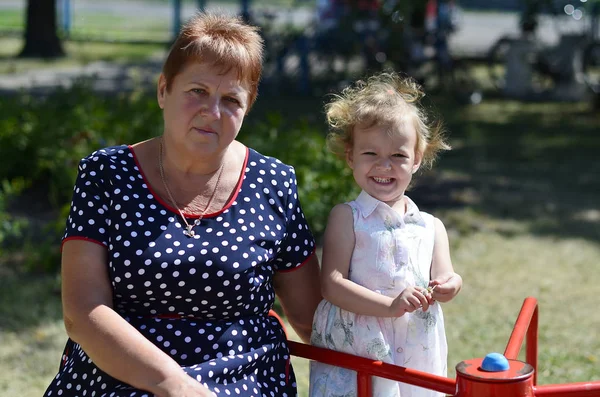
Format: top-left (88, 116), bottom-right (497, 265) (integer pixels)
top-left (486, 0), bottom-right (600, 102)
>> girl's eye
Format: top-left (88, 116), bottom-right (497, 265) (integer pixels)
top-left (191, 88), bottom-right (206, 95)
top-left (393, 153), bottom-right (407, 158)
top-left (362, 152), bottom-right (376, 156)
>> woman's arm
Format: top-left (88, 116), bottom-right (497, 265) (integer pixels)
top-left (273, 254), bottom-right (322, 343)
top-left (320, 204), bottom-right (401, 317)
top-left (61, 240), bottom-right (212, 397)
top-left (429, 217), bottom-right (462, 303)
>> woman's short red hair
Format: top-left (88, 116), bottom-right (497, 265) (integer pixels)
top-left (161, 12), bottom-right (264, 109)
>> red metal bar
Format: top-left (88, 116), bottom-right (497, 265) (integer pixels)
top-left (357, 372), bottom-right (373, 397)
top-left (286, 297), bottom-right (600, 397)
top-left (288, 341), bottom-right (457, 396)
top-left (504, 297), bottom-right (539, 381)
top-left (527, 303), bottom-right (539, 385)
top-left (534, 381), bottom-right (600, 397)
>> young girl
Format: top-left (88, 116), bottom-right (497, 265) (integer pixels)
top-left (309, 72), bottom-right (462, 397)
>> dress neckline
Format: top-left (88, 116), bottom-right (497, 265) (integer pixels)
top-left (129, 144), bottom-right (249, 219)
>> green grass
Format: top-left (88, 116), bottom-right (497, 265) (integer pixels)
top-left (0, 0), bottom-right (310, 40)
top-left (0, 9), bottom-right (25, 30)
top-left (1, 8), bottom-right (170, 75)
top-left (0, 9), bottom-right (170, 38)
top-left (1, 96), bottom-right (599, 396)
top-left (0, 1), bottom-right (307, 75)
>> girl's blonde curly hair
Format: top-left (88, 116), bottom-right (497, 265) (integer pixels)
top-left (326, 72), bottom-right (450, 170)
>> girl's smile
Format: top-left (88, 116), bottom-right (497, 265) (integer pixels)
top-left (373, 177), bottom-right (393, 184)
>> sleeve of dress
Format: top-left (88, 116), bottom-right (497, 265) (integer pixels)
top-left (273, 165), bottom-right (316, 272)
top-left (62, 154), bottom-right (111, 248)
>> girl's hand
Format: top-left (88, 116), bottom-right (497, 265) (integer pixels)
top-left (391, 286), bottom-right (432, 316)
top-left (429, 273), bottom-right (462, 303)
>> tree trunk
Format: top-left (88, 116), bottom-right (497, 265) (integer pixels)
top-left (19, 0), bottom-right (65, 58)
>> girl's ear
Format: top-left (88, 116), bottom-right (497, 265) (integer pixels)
top-left (157, 74), bottom-right (167, 109)
top-left (345, 147), bottom-right (354, 169)
top-left (412, 150), bottom-right (423, 174)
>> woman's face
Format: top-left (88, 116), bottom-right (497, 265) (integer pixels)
top-left (158, 61), bottom-right (250, 157)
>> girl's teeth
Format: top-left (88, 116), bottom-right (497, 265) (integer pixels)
top-left (374, 177), bottom-right (391, 183)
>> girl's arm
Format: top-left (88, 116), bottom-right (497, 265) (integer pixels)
top-left (429, 217), bottom-right (462, 303)
top-left (321, 204), bottom-right (414, 317)
top-left (62, 240), bottom-right (213, 397)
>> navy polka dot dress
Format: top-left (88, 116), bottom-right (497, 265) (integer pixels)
top-left (43, 145), bottom-right (315, 397)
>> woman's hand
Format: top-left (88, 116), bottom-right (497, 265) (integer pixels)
top-left (391, 286), bottom-right (433, 316)
top-left (156, 371), bottom-right (216, 397)
top-left (429, 272), bottom-right (462, 303)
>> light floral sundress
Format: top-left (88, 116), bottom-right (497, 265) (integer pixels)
top-left (309, 191), bottom-right (447, 397)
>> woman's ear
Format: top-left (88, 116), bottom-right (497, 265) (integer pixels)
top-left (157, 74), bottom-right (167, 109)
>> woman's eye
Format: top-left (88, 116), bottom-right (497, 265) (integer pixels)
top-left (191, 88), bottom-right (206, 95)
top-left (225, 96), bottom-right (241, 105)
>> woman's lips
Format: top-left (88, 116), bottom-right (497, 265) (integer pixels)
top-left (193, 127), bottom-right (216, 134)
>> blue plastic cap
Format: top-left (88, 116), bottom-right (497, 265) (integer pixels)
top-left (480, 352), bottom-right (510, 372)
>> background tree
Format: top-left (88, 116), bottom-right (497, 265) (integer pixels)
top-left (19, 0), bottom-right (65, 58)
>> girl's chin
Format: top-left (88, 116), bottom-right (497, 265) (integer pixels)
top-left (366, 190), bottom-right (404, 202)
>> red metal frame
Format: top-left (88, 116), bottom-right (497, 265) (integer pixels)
top-left (287, 296), bottom-right (600, 397)
top-left (289, 341), bottom-right (457, 396)
top-left (504, 297), bottom-right (539, 384)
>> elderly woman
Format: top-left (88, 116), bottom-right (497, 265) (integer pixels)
top-left (43, 13), bottom-right (322, 397)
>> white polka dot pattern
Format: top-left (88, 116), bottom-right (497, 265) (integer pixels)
top-left (44, 145), bottom-right (315, 396)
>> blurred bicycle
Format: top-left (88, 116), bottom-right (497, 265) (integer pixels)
top-left (379, 0), bottom-right (482, 104)
top-left (486, 0), bottom-right (599, 102)
top-left (252, 0), bottom-right (483, 102)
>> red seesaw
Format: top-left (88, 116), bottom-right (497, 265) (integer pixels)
top-left (286, 297), bottom-right (600, 397)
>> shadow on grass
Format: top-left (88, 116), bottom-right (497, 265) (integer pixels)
top-left (410, 97), bottom-right (600, 242)
top-left (253, 92), bottom-right (600, 243)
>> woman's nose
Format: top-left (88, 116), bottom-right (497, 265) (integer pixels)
top-left (200, 98), bottom-right (221, 119)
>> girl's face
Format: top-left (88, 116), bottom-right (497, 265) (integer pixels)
top-left (346, 121), bottom-right (422, 209)
top-left (157, 61), bottom-right (250, 158)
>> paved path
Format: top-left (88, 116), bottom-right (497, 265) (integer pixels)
top-left (0, 0), bottom-right (591, 95)
top-left (0, 56), bottom-right (166, 96)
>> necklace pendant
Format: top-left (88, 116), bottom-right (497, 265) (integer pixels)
top-left (184, 225), bottom-right (195, 237)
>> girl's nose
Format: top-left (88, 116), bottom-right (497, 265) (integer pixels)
top-left (376, 159), bottom-right (392, 170)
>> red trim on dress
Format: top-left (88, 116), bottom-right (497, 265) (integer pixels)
top-left (128, 144), bottom-right (249, 219)
top-left (285, 358), bottom-right (291, 385)
top-left (61, 346), bottom-right (69, 369)
top-left (268, 309), bottom-right (289, 338)
top-left (277, 247), bottom-right (317, 273)
top-left (61, 236), bottom-right (106, 252)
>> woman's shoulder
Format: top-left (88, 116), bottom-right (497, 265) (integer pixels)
top-left (79, 144), bottom-right (132, 165)
top-left (247, 147), bottom-right (296, 177)
top-left (75, 145), bottom-right (134, 180)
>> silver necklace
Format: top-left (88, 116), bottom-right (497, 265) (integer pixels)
top-left (158, 137), bottom-right (225, 237)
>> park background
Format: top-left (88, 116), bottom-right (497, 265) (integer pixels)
top-left (0, 0), bottom-right (599, 396)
